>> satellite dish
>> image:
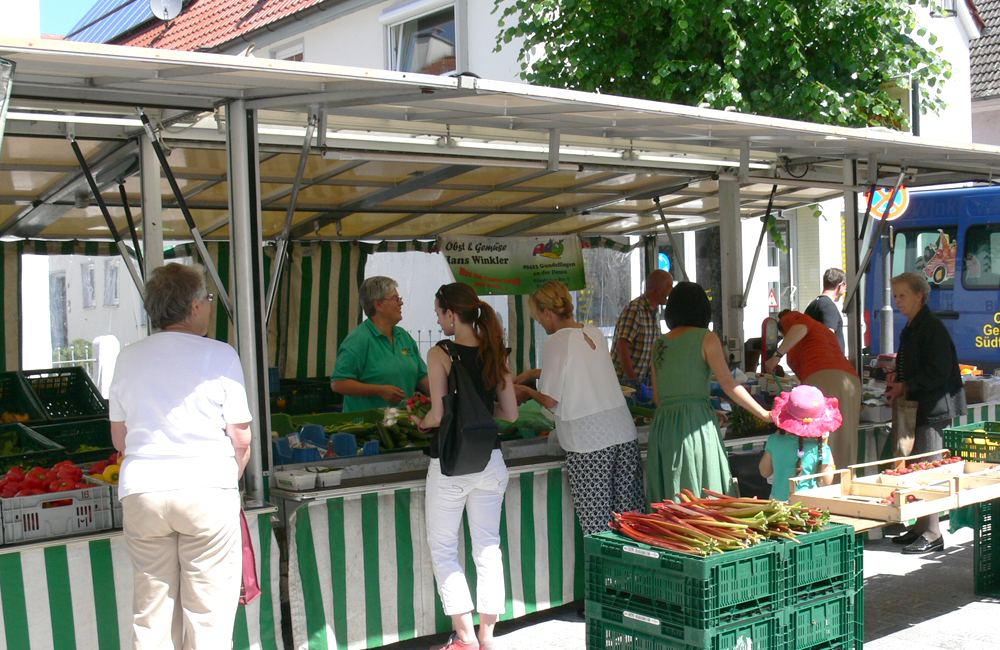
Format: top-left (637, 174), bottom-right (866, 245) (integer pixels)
top-left (149, 0), bottom-right (182, 21)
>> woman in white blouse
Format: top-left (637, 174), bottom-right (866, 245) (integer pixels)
top-left (515, 280), bottom-right (644, 534)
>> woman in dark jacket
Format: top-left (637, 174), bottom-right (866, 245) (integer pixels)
top-left (885, 272), bottom-right (966, 554)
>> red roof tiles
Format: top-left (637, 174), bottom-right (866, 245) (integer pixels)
top-left (113, 0), bottom-right (328, 52)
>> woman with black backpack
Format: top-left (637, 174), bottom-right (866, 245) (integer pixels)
top-left (412, 282), bottom-right (518, 650)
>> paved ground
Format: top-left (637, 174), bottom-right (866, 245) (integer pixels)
top-left (378, 524), bottom-right (1000, 650)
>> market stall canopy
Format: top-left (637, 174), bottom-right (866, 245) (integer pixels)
top-left (2, 37), bottom-right (1000, 241)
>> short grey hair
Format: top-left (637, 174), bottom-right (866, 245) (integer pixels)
top-left (892, 272), bottom-right (931, 304)
top-left (360, 276), bottom-right (398, 318)
top-left (145, 263), bottom-right (207, 329)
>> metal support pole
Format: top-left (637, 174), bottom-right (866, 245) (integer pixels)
top-left (718, 179), bottom-right (744, 366)
top-left (226, 100), bottom-right (267, 508)
top-left (137, 109), bottom-right (233, 322)
top-left (265, 111), bottom-right (316, 324)
top-left (843, 160), bottom-right (863, 375)
top-left (652, 197), bottom-right (688, 281)
top-left (69, 137), bottom-right (145, 300)
top-left (140, 134), bottom-right (164, 279)
top-left (118, 181), bottom-right (144, 277)
top-left (880, 227), bottom-right (895, 361)
top-left (741, 185), bottom-right (777, 308)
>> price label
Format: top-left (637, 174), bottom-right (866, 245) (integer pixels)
top-left (623, 611), bottom-right (661, 627)
top-left (623, 545), bottom-right (659, 559)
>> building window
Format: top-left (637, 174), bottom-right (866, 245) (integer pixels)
top-left (104, 259), bottom-right (120, 306)
top-left (81, 263), bottom-right (96, 309)
top-left (388, 7), bottom-right (456, 75)
top-left (272, 42), bottom-right (304, 62)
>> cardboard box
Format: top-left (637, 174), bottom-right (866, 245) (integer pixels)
top-left (965, 378), bottom-right (1000, 405)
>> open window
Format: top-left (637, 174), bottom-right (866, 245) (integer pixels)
top-left (892, 227), bottom-right (958, 289)
top-left (383, 1), bottom-right (459, 75)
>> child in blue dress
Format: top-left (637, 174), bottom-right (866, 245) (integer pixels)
top-left (759, 385), bottom-right (840, 501)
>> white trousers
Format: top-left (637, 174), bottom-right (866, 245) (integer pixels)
top-left (122, 487), bottom-right (242, 650)
top-left (425, 449), bottom-right (509, 616)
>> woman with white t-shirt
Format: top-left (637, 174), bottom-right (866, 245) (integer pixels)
top-left (515, 280), bottom-right (644, 535)
top-left (109, 263), bottom-right (253, 650)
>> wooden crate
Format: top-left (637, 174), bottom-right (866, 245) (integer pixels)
top-left (790, 450), bottom-right (1000, 522)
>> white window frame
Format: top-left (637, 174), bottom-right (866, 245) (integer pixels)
top-left (381, 0), bottom-right (467, 75)
top-left (271, 40), bottom-right (305, 62)
top-left (81, 262), bottom-right (96, 310)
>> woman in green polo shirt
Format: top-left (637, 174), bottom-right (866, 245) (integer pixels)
top-left (330, 276), bottom-right (430, 412)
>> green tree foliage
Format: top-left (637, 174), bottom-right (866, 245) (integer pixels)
top-left (495, 0), bottom-right (951, 129)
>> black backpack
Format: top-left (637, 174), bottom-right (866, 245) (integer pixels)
top-left (436, 341), bottom-right (500, 476)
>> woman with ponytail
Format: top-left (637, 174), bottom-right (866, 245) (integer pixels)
top-left (516, 280), bottom-right (644, 535)
top-left (413, 282), bottom-right (517, 650)
top-left (759, 385), bottom-right (838, 501)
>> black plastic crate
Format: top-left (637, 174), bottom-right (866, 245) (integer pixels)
top-left (32, 419), bottom-right (113, 464)
top-left (272, 378), bottom-right (340, 415)
top-left (0, 372), bottom-right (47, 424)
top-left (0, 423), bottom-right (65, 472)
top-left (21, 367), bottom-right (107, 421)
top-left (584, 531), bottom-right (783, 630)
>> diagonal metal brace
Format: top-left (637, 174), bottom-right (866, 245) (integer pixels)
top-left (69, 137), bottom-right (146, 301)
top-left (137, 109), bottom-right (233, 322)
top-left (844, 170), bottom-right (907, 311)
top-left (266, 110), bottom-right (316, 324)
top-left (652, 197), bottom-right (688, 281)
top-left (741, 185), bottom-right (777, 308)
top-left (117, 181), bottom-right (144, 277)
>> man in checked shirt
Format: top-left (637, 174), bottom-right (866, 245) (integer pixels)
top-left (611, 269), bottom-right (673, 389)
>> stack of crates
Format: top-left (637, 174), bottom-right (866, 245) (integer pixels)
top-left (781, 524), bottom-right (858, 650)
top-left (585, 524), bottom-right (863, 650)
top-left (585, 531), bottom-right (785, 650)
top-left (944, 420), bottom-right (1000, 597)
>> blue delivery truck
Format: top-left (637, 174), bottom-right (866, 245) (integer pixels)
top-left (865, 185), bottom-right (1000, 370)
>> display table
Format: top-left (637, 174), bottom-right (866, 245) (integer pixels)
top-left (283, 461), bottom-right (582, 650)
top-left (0, 508), bottom-right (282, 650)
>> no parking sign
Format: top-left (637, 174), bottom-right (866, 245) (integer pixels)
top-left (866, 186), bottom-right (910, 220)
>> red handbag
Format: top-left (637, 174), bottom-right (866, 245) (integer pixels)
top-left (238, 509), bottom-right (262, 605)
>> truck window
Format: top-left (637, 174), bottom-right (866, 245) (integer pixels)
top-left (892, 227), bottom-right (958, 290)
top-left (963, 224), bottom-right (1000, 290)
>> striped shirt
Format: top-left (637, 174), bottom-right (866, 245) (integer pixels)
top-left (611, 294), bottom-right (659, 384)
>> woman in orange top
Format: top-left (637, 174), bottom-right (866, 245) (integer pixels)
top-left (764, 310), bottom-right (861, 470)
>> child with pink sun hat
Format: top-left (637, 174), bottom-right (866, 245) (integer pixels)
top-left (759, 385), bottom-right (841, 501)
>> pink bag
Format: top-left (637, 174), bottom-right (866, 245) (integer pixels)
top-left (238, 510), bottom-right (262, 606)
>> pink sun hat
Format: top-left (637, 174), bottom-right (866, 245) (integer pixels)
top-left (772, 385), bottom-right (842, 438)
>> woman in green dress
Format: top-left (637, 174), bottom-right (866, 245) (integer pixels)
top-left (647, 282), bottom-right (772, 507)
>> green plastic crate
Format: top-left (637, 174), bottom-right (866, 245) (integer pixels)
top-left (973, 497), bottom-right (1000, 596)
top-left (0, 372), bottom-right (47, 424)
top-left (289, 409), bottom-right (385, 431)
top-left (32, 419), bottom-right (113, 464)
top-left (584, 531), bottom-right (783, 629)
top-left (784, 591), bottom-right (853, 650)
top-left (0, 423), bottom-right (65, 471)
top-left (853, 534), bottom-right (864, 650)
top-left (21, 367), bottom-right (107, 421)
top-left (781, 524), bottom-right (855, 604)
top-left (585, 600), bottom-right (783, 650)
top-left (943, 421), bottom-right (1000, 463)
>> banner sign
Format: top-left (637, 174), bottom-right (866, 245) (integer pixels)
top-left (438, 235), bottom-right (585, 295)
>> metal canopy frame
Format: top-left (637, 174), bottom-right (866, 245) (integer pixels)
top-left (5, 37), bottom-right (1000, 505)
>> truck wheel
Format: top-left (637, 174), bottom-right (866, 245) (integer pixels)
top-left (932, 266), bottom-right (947, 284)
